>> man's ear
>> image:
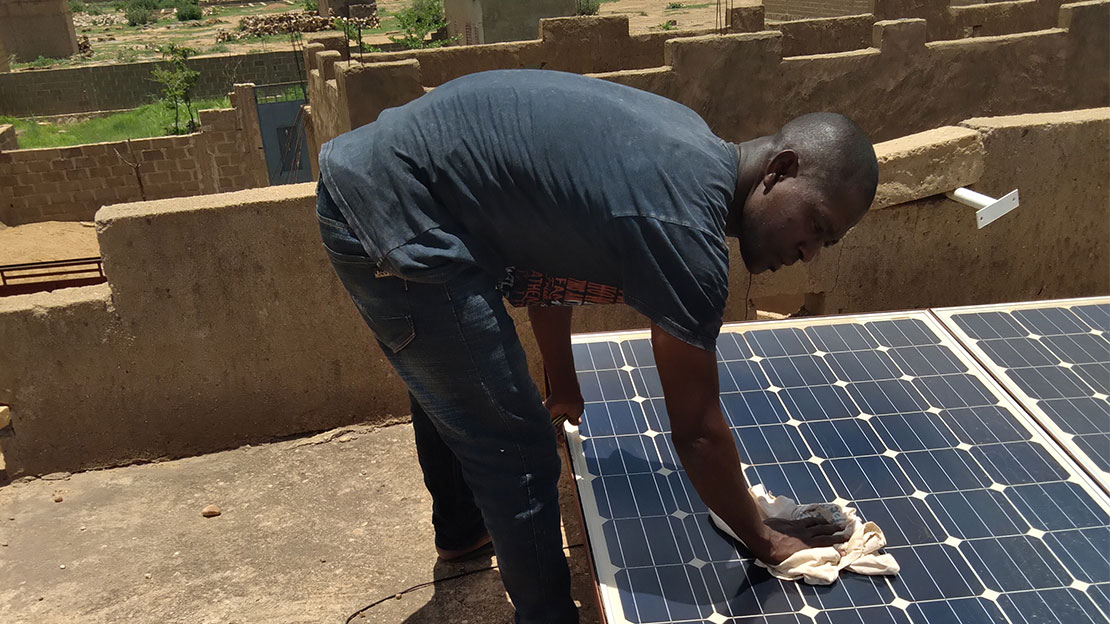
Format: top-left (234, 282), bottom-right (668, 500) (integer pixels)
top-left (761, 149), bottom-right (798, 193)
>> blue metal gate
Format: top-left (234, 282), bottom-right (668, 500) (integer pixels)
top-left (255, 82), bottom-right (312, 186)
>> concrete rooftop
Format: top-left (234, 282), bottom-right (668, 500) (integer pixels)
top-left (0, 423), bottom-right (601, 624)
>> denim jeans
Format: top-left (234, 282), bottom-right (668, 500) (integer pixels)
top-left (316, 192), bottom-right (579, 624)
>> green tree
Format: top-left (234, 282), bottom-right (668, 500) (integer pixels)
top-left (390, 0), bottom-right (449, 49)
top-left (151, 43), bottom-right (201, 134)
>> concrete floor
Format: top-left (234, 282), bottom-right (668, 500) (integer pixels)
top-left (0, 423), bottom-right (601, 624)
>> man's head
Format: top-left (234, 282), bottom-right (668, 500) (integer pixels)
top-left (731, 113), bottom-right (878, 274)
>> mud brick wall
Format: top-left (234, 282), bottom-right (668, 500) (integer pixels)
top-left (765, 0), bottom-right (872, 19)
top-left (0, 50), bottom-right (305, 117)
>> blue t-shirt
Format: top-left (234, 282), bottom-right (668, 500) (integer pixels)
top-left (318, 69), bottom-right (738, 350)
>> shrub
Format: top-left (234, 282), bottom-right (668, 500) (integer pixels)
top-left (125, 3), bottom-right (154, 25)
top-left (576, 0), bottom-right (600, 15)
top-left (87, 4), bottom-right (103, 15)
top-left (70, 0), bottom-right (87, 13)
top-left (666, 2), bottom-right (684, 8)
top-left (389, 0), bottom-right (451, 49)
top-left (304, 0), bottom-right (318, 12)
top-left (176, 2), bottom-right (202, 20)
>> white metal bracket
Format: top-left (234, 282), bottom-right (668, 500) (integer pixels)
top-left (945, 187), bottom-right (1020, 229)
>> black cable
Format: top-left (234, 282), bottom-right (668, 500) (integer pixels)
top-left (344, 543), bottom-right (586, 623)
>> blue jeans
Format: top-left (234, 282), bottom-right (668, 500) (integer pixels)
top-left (316, 191), bottom-right (579, 624)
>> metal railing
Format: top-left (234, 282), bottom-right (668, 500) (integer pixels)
top-left (0, 257), bottom-right (106, 294)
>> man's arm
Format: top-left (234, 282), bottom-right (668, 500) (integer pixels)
top-left (528, 305), bottom-right (584, 425)
top-left (651, 324), bottom-right (842, 564)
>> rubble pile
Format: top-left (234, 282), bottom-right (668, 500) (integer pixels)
top-left (215, 10), bottom-right (378, 42)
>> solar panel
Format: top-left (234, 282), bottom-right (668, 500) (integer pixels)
top-left (935, 297), bottom-right (1110, 491)
top-left (564, 311), bottom-right (1110, 624)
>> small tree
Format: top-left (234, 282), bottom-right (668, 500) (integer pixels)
top-left (151, 43), bottom-right (201, 134)
top-left (576, 0), bottom-right (600, 16)
top-left (390, 0), bottom-right (449, 49)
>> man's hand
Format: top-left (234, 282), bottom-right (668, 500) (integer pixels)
top-left (544, 392), bottom-right (585, 426)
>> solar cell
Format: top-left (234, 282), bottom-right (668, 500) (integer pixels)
top-left (935, 297), bottom-right (1110, 489)
top-left (565, 312), bottom-right (1110, 624)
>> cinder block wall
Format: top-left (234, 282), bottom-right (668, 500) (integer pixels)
top-left (0, 50), bottom-right (305, 117)
top-left (0, 109), bottom-right (1107, 477)
top-left (0, 102), bottom-right (268, 225)
top-left (0, 0), bottom-right (78, 63)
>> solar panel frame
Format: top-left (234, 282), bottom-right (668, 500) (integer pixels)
top-left (562, 309), bottom-right (1110, 624)
top-left (933, 297), bottom-right (1110, 493)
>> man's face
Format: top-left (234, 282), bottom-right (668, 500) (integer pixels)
top-left (737, 177), bottom-right (860, 274)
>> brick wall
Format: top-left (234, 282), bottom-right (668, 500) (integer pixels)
top-left (0, 50), bottom-right (306, 117)
top-left (0, 96), bottom-right (268, 226)
top-left (0, 0), bottom-right (78, 63)
top-left (765, 0), bottom-right (872, 20)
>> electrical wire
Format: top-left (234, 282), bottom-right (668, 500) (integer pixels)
top-left (744, 271), bottom-right (754, 320)
top-left (344, 543), bottom-right (586, 623)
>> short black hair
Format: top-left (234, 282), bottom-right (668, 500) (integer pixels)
top-left (777, 112), bottom-right (879, 209)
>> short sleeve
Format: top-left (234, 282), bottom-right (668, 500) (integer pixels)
top-left (610, 217), bottom-right (730, 351)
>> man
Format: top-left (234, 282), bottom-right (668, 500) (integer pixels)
top-left (316, 69), bottom-right (878, 624)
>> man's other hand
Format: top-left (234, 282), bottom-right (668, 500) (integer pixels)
top-left (545, 392), bottom-right (584, 426)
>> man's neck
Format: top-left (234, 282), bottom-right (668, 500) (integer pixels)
top-left (726, 135), bottom-right (776, 236)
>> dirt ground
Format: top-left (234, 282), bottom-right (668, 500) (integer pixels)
top-left (37, 0), bottom-right (733, 70)
top-left (0, 221), bottom-right (100, 265)
top-left (0, 422), bottom-right (602, 624)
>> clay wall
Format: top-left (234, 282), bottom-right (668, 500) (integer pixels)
top-left (306, 2), bottom-right (1107, 150)
top-left (0, 109), bottom-right (1106, 476)
top-left (444, 0), bottom-right (577, 44)
top-left (0, 91), bottom-right (268, 226)
top-left (0, 49), bottom-right (306, 117)
top-left (765, 0), bottom-right (871, 19)
top-left (0, 0), bottom-right (78, 63)
top-left (0, 124), bottom-right (16, 152)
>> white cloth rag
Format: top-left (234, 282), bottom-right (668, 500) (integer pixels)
top-left (708, 485), bottom-right (900, 585)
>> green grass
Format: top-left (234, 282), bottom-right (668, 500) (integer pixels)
top-left (0, 97), bottom-right (230, 149)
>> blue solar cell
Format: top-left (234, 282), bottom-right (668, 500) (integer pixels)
top-left (897, 448), bottom-right (992, 493)
top-left (746, 328), bottom-right (815, 358)
top-left (972, 441), bottom-right (1070, 485)
top-left (846, 379), bottom-right (928, 415)
top-left (853, 496), bottom-right (947, 547)
top-left (888, 544), bottom-right (984, 600)
top-left (778, 384), bottom-right (859, 421)
top-left (1042, 333), bottom-right (1109, 364)
top-left (871, 412), bottom-right (960, 452)
top-left (906, 598), bottom-right (1008, 624)
top-left (912, 373), bottom-right (997, 408)
top-left (997, 587), bottom-right (1105, 624)
top-left (823, 455), bottom-right (914, 499)
top-left (976, 336), bottom-right (1059, 368)
top-left (1074, 303), bottom-right (1110, 331)
top-left (722, 359), bottom-right (771, 392)
top-left (1038, 398), bottom-right (1110, 435)
top-left (818, 606), bottom-right (910, 624)
top-left (1074, 433), bottom-right (1110, 472)
top-left (733, 425), bottom-right (811, 465)
top-left (1006, 481), bottom-right (1110, 531)
top-left (571, 315), bottom-right (1110, 624)
top-left (925, 489), bottom-right (1029, 539)
top-left (1043, 527), bottom-right (1110, 583)
top-left (1007, 365), bottom-right (1095, 400)
top-left (744, 461), bottom-right (837, 504)
top-left (865, 318), bottom-right (940, 346)
top-left (887, 344), bottom-right (967, 376)
top-left (824, 350), bottom-right (902, 382)
top-left (951, 311), bottom-right (1028, 340)
top-left (806, 323), bottom-right (879, 353)
top-left (960, 535), bottom-right (1072, 591)
top-left (799, 419), bottom-right (885, 458)
top-left (716, 332), bottom-right (754, 361)
top-left (939, 405), bottom-right (1031, 445)
top-left (799, 573), bottom-right (895, 609)
top-left (1074, 362), bottom-right (1110, 394)
top-left (1012, 307), bottom-right (1091, 336)
top-left (761, 355), bottom-right (837, 388)
top-left (721, 391), bottom-right (789, 427)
